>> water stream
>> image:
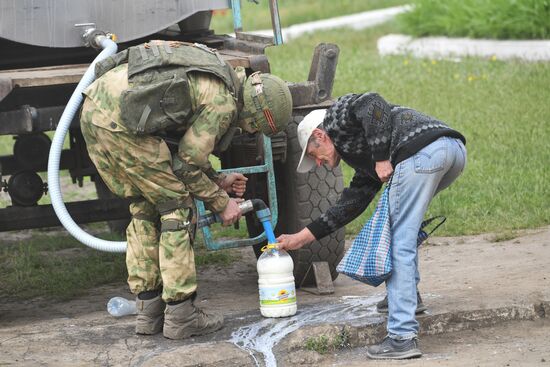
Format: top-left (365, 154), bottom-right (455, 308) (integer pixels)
top-left (230, 295), bottom-right (384, 367)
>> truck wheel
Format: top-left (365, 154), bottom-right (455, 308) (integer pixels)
top-left (94, 176), bottom-right (130, 237)
top-left (275, 116), bottom-right (346, 286)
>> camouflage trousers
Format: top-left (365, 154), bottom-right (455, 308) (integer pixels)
top-left (80, 98), bottom-right (197, 302)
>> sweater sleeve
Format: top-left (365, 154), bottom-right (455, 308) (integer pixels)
top-left (351, 92), bottom-right (393, 161)
top-left (306, 168), bottom-right (382, 240)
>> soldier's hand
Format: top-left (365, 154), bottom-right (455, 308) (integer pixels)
top-left (219, 198), bottom-right (244, 226)
top-left (375, 160), bottom-right (393, 182)
top-left (219, 173), bottom-right (248, 197)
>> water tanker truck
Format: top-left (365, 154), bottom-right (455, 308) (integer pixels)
top-left (0, 0), bottom-right (344, 286)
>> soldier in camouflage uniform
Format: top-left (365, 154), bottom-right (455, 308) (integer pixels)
top-left (80, 40), bottom-right (292, 339)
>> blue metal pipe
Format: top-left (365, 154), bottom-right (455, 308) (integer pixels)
top-left (197, 198), bottom-right (278, 246)
top-left (196, 134), bottom-right (278, 251)
top-left (268, 0), bottom-right (283, 45)
top-left (231, 0), bottom-right (242, 32)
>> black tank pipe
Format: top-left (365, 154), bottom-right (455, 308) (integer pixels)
top-left (250, 198), bottom-right (268, 212)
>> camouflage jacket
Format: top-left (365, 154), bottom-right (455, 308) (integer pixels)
top-left (83, 63), bottom-right (246, 212)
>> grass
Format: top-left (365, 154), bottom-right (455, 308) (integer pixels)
top-left (304, 328), bottom-right (351, 354)
top-left (194, 234), bottom-right (241, 266)
top-left (0, 232), bottom-right (126, 300)
top-left (0, 229), bottom-right (240, 301)
top-left (210, 0), bottom-right (408, 34)
top-left (265, 21), bottom-right (550, 236)
top-left (397, 0), bottom-right (550, 40)
top-left (305, 335), bottom-right (331, 354)
top-left (490, 231), bottom-right (520, 243)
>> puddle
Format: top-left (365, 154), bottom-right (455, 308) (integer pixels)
top-left (230, 295), bottom-right (384, 367)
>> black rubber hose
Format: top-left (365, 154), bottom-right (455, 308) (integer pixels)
top-left (250, 198), bottom-right (268, 212)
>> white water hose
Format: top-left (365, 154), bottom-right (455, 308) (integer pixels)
top-left (47, 36), bottom-right (127, 253)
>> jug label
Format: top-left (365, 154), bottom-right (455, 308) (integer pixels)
top-left (259, 285), bottom-right (296, 305)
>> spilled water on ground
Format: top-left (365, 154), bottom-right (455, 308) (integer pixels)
top-left (230, 295), bottom-right (384, 367)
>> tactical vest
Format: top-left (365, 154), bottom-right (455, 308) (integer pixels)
top-left (95, 42), bottom-right (240, 134)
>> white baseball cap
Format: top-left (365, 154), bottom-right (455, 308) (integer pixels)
top-left (296, 109), bottom-right (327, 173)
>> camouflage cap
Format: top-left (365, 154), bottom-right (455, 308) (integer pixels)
top-left (241, 72), bottom-right (292, 137)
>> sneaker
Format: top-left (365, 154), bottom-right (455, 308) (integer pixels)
top-left (376, 291), bottom-right (427, 314)
top-left (163, 294), bottom-right (224, 340)
top-left (366, 336), bottom-right (422, 360)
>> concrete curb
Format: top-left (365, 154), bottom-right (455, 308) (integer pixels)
top-left (138, 301), bottom-right (549, 366)
top-left (234, 6), bottom-right (550, 62)
top-left (240, 6), bottom-right (410, 41)
top-left (140, 341), bottom-right (254, 367)
top-left (276, 301), bottom-right (550, 365)
top-left (378, 34), bottom-right (550, 61)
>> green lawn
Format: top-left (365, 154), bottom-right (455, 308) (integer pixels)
top-left (0, 232), bottom-right (126, 300)
top-left (0, 229), bottom-right (238, 300)
top-left (265, 21), bottom-right (550, 236)
top-left (210, 0), bottom-right (408, 34)
top-left (397, 0), bottom-right (550, 39)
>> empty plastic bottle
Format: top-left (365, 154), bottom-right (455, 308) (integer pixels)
top-left (107, 296), bottom-right (137, 317)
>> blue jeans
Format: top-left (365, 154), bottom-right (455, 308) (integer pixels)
top-left (387, 137), bottom-right (466, 339)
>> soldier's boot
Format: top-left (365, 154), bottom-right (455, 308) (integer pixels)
top-left (135, 294), bottom-right (165, 335)
top-left (163, 294), bottom-right (224, 340)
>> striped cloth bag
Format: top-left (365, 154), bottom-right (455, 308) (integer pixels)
top-left (336, 184), bottom-right (392, 287)
top-left (336, 183), bottom-right (447, 287)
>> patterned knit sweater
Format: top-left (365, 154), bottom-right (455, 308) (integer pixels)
top-left (306, 93), bottom-right (466, 240)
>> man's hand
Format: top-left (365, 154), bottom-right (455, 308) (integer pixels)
top-left (219, 173), bottom-right (248, 197)
top-left (375, 160), bottom-right (393, 182)
top-left (219, 198), bottom-right (244, 226)
top-left (276, 228), bottom-right (316, 251)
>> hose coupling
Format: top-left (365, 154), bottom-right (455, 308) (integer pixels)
top-left (75, 23), bottom-right (113, 49)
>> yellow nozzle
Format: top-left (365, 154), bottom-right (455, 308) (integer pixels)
top-left (261, 243), bottom-right (278, 252)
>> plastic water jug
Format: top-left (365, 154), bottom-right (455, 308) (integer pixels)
top-left (257, 244), bottom-right (297, 317)
top-left (107, 296), bottom-right (137, 317)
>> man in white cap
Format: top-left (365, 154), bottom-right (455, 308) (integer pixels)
top-left (276, 92), bottom-right (467, 360)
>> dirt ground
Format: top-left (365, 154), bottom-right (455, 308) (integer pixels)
top-left (326, 318), bottom-right (550, 366)
top-left (0, 226), bottom-right (549, 366)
